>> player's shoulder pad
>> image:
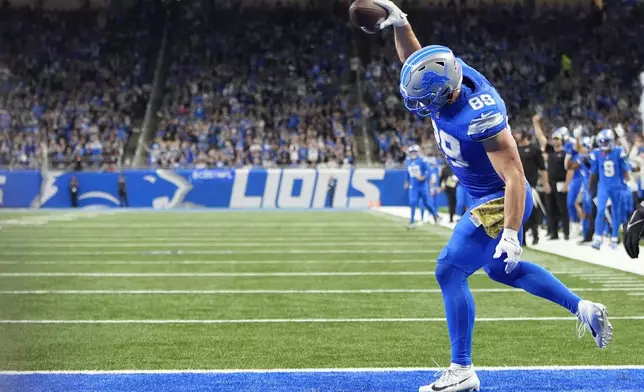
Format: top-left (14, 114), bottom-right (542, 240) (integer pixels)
top-left (461, 91), bottom-right (508, 142)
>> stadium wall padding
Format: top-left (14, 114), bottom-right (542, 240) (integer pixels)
top-left (0, 169), bottom-right (447, 209)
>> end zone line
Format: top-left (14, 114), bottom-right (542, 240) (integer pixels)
top-left (0, 271), bottom-right (619, 277)
top-left (0, 287), bottom-right (642, 295)
top-left (1, 316), bottom-right (643, 324)
top-left (2, 365), bottom-right (644, 375)
top-left (0, 271), bottom-right (436, 277)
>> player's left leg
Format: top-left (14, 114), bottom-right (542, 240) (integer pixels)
top-left (580, 194), bottom-right (594, 243)
top-left (608, 189), bottom-right (622, 248)
top-left (409, 188), bottom-right (419, 227)
top-left (593, 191), bottom-right (609, 249)
top-left (419, 189), bottom-right (438, 223)
top-left (567, 178), bottom-right (582, 224)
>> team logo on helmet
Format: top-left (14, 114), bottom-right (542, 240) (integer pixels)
top-left (419, 70), bottom-right (450, 93)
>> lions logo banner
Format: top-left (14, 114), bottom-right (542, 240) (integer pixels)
top-left (0, 169), bottom-right (426, 209)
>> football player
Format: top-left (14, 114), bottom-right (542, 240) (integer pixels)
top-left (576, 137), bottom-right (595, 243)
top-left (427, 155), bottom-right (441, 219)
top-left (564, 130), bottom-right (584, 236)
top-left (372, 1), bottom-right (613, 391)
top-left (405, 145), bottom-right (438, 227)
top-left (589, 129), bottom-right (631, 250)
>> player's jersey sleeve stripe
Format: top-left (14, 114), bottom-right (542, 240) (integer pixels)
top-left (467, 111), bottom-right (505, 138)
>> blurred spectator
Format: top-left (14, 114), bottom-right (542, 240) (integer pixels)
top-left (149, 4), bottom-right (359, 169)
top-left (365, 1), bottom-right (644, 163)
top-left (0, 1), bottom-right (160, 170)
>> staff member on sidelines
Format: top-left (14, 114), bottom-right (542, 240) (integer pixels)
top-left (513, 128), bottom-right (550, 245)
top-left (533, 114), bottom-right (569, 240)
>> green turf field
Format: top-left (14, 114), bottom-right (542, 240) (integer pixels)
top-left (0, 210), bottom-right (643, 370)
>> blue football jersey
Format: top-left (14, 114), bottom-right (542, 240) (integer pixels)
top-left (430, 59), bottom-right (507, 198)
top-left (589, 147), bottom-right (629, 190)
top-left (406, 156), bottom-right (430, 190)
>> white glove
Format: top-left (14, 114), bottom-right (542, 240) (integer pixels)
top-left (615, 123), bottom-right (626, 138)
top-left (373, 0), bottom-right (409, 29)
top-left (493, 228), bottom-right (522, 274)
top-left (573, 125), bottom-right (583, 139)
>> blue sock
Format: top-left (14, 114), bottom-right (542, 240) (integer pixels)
top-left (410, 205), bottom-right (416, 224)
top-left (435, 262), bottom-right (475, 366)
top-left (420, 205), bottom-right (425, 221)
top-left (484, 261), bottom-right (581, 314)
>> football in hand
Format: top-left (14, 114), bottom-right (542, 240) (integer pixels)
top-left (349, 0), bottom-right (388, 35)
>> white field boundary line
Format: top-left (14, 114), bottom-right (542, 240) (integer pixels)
top-left (1, 287), bottom-right (642, 295)
top-left (0, 212), bottom-right (108, 229)
top-left (376, 207), bottom-right (644, 276)
top-left (0, 250), bottom-right (439, 256)
top-left (0, 259), bottom-right (442, 265)
top-left (3, 366), bottom-right (644, 375)
top-left (1, 223), bottom-right (396, 228)
top-left (0, 271), bottom-right (621, 277)
top-left (0, 242), bottom-right (445, 248)
top-left (1, 316), bottom-right (644, 324)
top-left (0, 271), bottom-right (453, 277)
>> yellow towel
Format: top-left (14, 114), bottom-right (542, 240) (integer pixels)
top-left (469, 197), bottom-right (505, 239)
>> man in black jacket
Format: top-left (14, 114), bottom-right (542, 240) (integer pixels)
top-left (69, 176), bottom-right (79, 208)
top-left (118, 174), bottom-right (129, 208)
top-left (513, 129), bottom-right (550, 245)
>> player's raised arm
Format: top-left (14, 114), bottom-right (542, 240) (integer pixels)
top-left (531, 114), bottom-right (548, 150)
top-left (373, 0), bottom-right (421, 62)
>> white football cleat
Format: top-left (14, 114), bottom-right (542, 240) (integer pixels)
top-left (419, 364), bottom-right (480, 392)
top-left (576, 300), bottom-right (613, 348)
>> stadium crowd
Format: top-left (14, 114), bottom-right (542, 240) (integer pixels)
top-left (0, 1), bottom-right (160, 170)
top-left (148, 3), bottom-right (359, 169)
top-left (366, 1), bottom-right (644, 165)
top-left (0, 0), bottom-right (642, 173)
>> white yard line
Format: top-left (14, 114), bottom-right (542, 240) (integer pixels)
top-left (2, 223), bottom-right (390, 229)
top-left (0, 249), bottom-right (438, 256)
top-left (0, 271), bottom-right (618, 278)
top-left (2, 365), bottom-right (644, 375)
top-left (0, 287), bottom-right (641, 295)
top-left (0, 212), bottom-right (102, 228)
top-left (0, 242), bottom-right (444, 248)
top-left (0, 271), bottom-right (437, 277)
top-left (1, 316), bottom-right (643, 325)
top-left (0, 259), bottom-right (439, 265)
